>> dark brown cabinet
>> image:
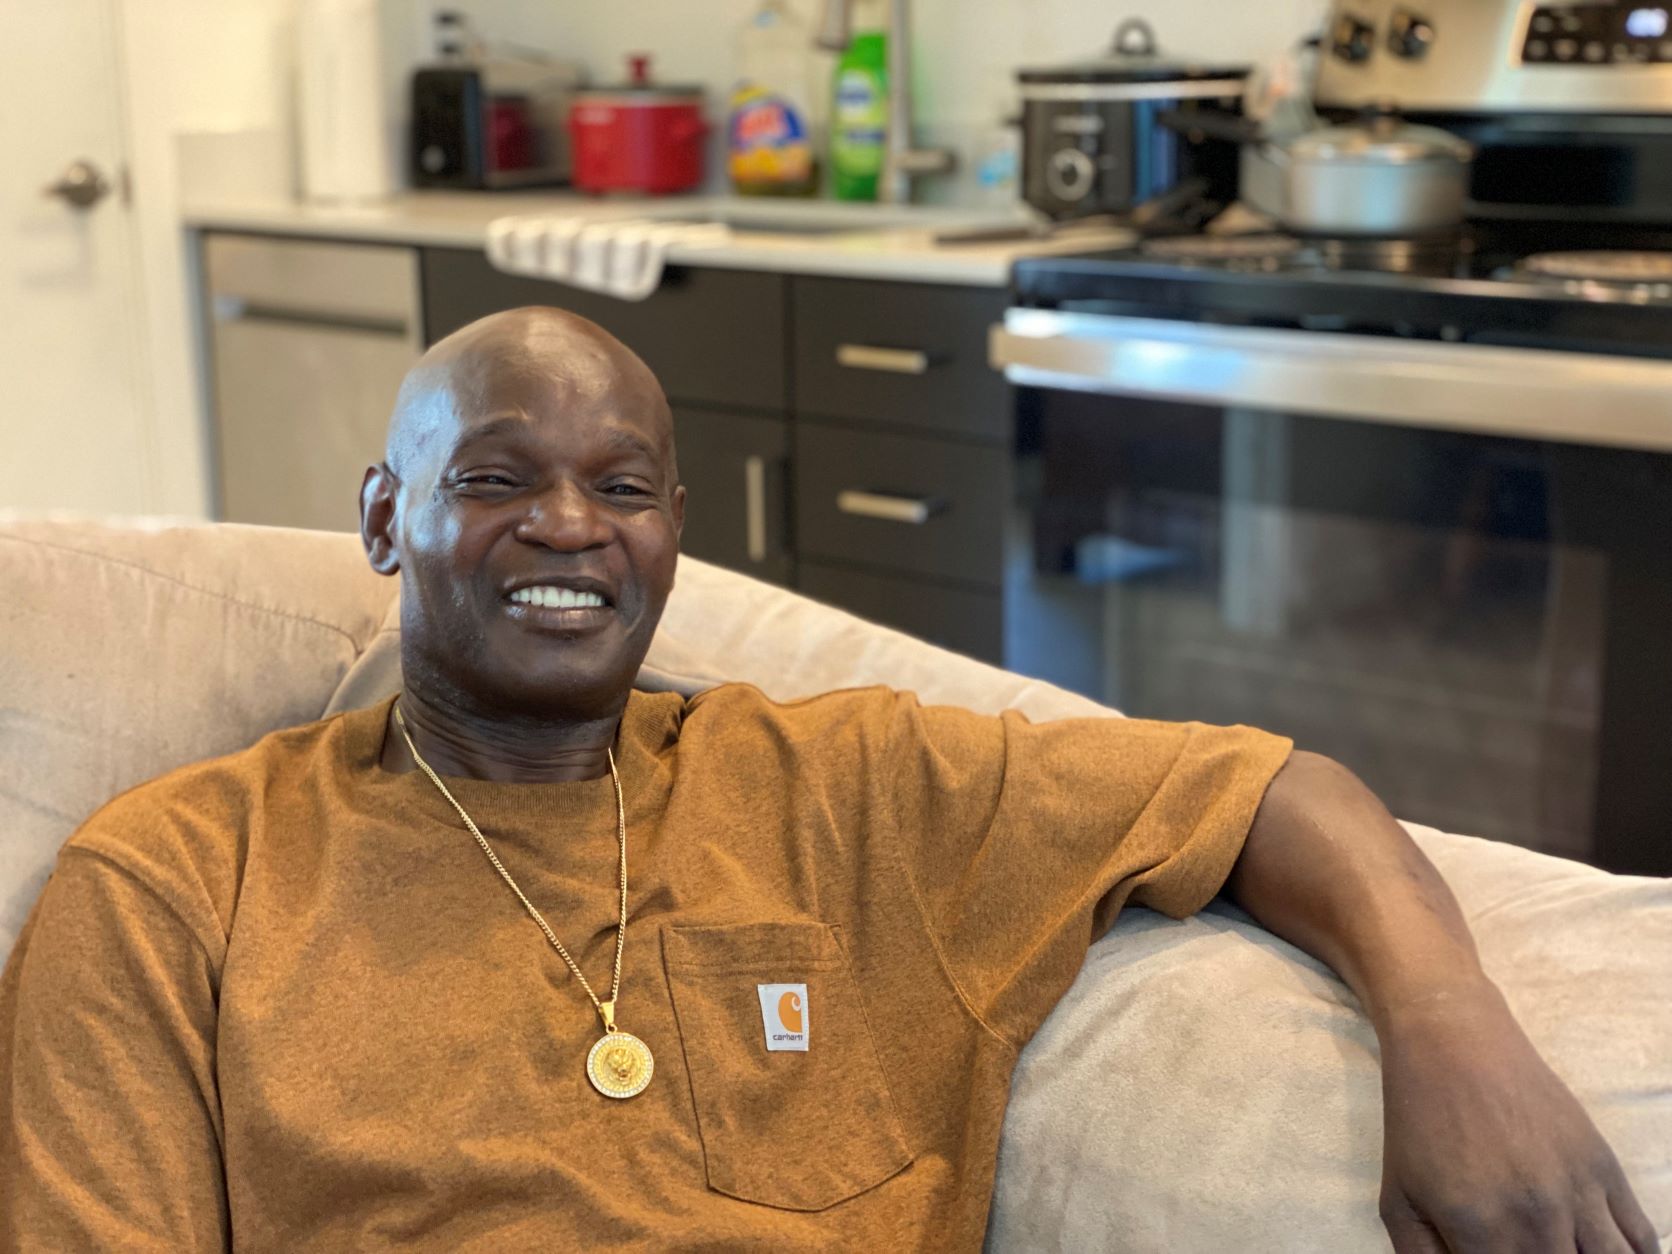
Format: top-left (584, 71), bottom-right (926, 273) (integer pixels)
top-left (793, 277), bottom-right (1010, 440)
top-left (672, 406), bottom-right (792, 586)
top-left (795, 420), bottom-right (1007, 589)
top-left (422, 249), bottom-right (789, 413)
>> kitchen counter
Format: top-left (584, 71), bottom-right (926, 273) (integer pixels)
top-left (181, 191), bottom-right (1132, 287)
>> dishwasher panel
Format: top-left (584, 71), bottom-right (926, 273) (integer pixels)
top-left (205, 235), bottom-right (420, 532)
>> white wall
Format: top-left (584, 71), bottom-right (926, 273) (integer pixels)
top-left (423, 0), bottom-right (1326, 199)
top-left (118, 0), bottom-right (299, 518)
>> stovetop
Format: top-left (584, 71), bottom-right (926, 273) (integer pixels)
top-left (1012, 221), bottom-right (1672, 357)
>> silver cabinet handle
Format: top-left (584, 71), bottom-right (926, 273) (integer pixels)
top-left (744, 455), bottom-right (768, 563)
top-left (835, 343), bottom-right (931, 375)
top-left (836, 489), bottom-right (945, 525)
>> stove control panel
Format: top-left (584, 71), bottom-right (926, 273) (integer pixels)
top-left (1522, 5), bottom-right (1672, 65)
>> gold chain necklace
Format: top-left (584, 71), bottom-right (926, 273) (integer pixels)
top-left (393, 703), bottom-right (654, 1100)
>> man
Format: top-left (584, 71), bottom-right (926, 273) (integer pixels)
top-left (0, 308), bottom-right (1656, 1253)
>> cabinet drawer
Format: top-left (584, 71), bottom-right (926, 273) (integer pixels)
top-left (796, 421), bottom-right (1007, 588)
top-left (799, 562), bottom-right (1002, 664)
top-left (675, 406), bottom-right (792, 586)
top-left (421, 248), bottom-right (788, 413)
top-left (793, 277), bottom-right (1010, 440)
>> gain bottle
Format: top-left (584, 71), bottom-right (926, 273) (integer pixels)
top-left (830, 4), bottom-right (888, 202)
top-left (728, 0), bottom-right (821, 197)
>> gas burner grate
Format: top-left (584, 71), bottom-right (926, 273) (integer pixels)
top-left (1137, 231), bottom-right (1472, 277)
top-left (1139, 234), bottom-right (1304, 267)
top-left (1307, 233), bottom-right (1471, 277)
top-left (1520, 250), bottom-right (1672, 284)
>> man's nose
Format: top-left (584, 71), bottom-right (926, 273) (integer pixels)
top-left (512, 480), bottom-right (611, 551)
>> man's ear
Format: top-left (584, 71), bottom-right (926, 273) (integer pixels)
top-left (360, 462), bottom-right (401, 576)
top-left (671, 483), bottom-right (686, 541)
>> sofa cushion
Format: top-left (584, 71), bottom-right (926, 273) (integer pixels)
top-left (0, 517), bottom-right (395, 954)
top-left (989, 825), bottom-right (1672, 1252)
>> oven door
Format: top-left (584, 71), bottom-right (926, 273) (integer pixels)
top-left (993, 311), bottom-right (1672, 875)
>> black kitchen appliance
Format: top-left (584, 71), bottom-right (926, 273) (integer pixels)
top-left (1017, 20), bottom-right (1251, 221)
top-left (411, 56), bottom-right (581, 190)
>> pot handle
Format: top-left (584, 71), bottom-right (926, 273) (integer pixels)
top-left (1111, 17), bottom-right (1157, 56)
top-left (1157, 106), bottom-right (1261, 145)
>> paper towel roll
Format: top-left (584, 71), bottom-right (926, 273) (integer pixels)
top-left (297, 0), bottom-right (394, 203)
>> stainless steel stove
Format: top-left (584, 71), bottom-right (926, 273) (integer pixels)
top-left (990, 220), bottom-right (1672, 876)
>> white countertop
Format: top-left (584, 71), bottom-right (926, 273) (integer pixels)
top-left (181, 191), bottom-right (1134, 288)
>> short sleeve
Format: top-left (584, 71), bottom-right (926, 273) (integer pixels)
top-left (0, 848), bottom-right (231, 1252)
top-left (885, 697), bottom-right (1291, 1048)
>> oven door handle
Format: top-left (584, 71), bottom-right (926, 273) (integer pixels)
top-left (990, 309), bottom-right (1672, 454)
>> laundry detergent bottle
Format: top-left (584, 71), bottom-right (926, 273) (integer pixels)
top-left (728, 0), bottom-right (821, 196)
top-left (830, 0), bottom-right (888, 201)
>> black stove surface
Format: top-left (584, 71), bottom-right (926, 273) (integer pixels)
top-left (1013, 222), bottom-right (1672, 357)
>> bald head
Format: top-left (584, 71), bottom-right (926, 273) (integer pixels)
top-left (358, 305), bottom-right (686, 724)
top-left (385, 306), bottom-right (676, 485)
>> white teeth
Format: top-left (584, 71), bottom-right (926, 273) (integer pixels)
top-left (509, 586), bottom-right (606, 609)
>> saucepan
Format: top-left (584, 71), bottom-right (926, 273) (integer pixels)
top-left (1243, 107), bottom-right (1474, 235)
top-left (1174, 102), bottom-right (1474, 236)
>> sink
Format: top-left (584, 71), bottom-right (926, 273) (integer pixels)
top-left (644, 214), bottom-right (876, 237)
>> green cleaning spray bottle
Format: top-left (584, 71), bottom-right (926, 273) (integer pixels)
top-left (830, 0), bottom-right (888, 201)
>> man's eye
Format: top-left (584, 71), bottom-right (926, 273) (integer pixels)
top-left (459, 474), bottom-right (515, 488)
top-left (605, 483), bottom-right (649, 496)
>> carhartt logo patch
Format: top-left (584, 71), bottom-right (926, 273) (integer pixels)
top-left (757, 983), bottom-right (809, 1052)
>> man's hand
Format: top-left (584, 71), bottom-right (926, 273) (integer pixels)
top-left (1376, 991), bottom-right (1659, 1254)
top-left (1225, 750), bottom-right (1660, 1254)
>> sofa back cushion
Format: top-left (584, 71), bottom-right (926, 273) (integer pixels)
top-left (2, 518), bottom-right (1107, 957)
top-left (0, 518), bottom-right (395, 953)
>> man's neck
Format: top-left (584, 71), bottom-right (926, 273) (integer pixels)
top-left (382, 685), bottom-right (622, 783)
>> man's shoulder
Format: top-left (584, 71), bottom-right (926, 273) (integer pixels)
top-left (682, 681), bottom-right (908, 726)
top-left (65, 706), bottom-right (361, 865)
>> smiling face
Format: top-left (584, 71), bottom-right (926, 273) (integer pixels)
top-left (360, 308), bottom-right (685, 723)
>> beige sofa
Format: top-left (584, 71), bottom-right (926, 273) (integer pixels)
top-left (3, 516), bottom-right (1669, 1253)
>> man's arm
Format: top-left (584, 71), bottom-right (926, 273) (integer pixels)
top-left (0, 848), bottom-right (230, 1252)
top-left (1225, 750), bottom-right (1659, 1254)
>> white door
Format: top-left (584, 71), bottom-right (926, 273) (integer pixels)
top-left (0, 0), bottom-right (153, 515)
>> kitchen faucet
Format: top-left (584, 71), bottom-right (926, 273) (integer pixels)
top-left (816, 0), bottom-right (954, 203)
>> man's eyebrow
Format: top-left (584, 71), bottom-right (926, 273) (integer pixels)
top-left (603, 428), bottom-right (658, 459)
top-left (448, 416), bottom-right (530, 456)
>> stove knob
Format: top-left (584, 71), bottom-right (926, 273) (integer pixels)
top-left (1045, 148), bottom-right (1096, 202)
top-left (1332, 13), bottom-right (1377, 63)
top-left (1388, 10), bottom-right (1434, 58)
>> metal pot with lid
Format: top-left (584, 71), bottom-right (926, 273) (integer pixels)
top-left (1018, 19), bottom-right (1252, 220)
top-left (1243, 107), bottom-right (1475, 235)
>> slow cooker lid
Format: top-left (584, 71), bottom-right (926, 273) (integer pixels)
top-left (1018, 17), bottom-right (1251, 85)
top-left (581, 53), bottom-right (704, 102)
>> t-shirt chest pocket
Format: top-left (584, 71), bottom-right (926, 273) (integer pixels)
top-left (662, 921), bottom-right (916, 1212)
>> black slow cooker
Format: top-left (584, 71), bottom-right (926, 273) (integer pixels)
top-left (1018, 19), bottom-right (1251, 221)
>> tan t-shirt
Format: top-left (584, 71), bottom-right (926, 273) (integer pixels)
top-left (0, 685), bottom-right (1290, 1252)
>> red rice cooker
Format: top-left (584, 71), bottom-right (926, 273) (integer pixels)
top-left (569, 56), bottom-right (707, 194)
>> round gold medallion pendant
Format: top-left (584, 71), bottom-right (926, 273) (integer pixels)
top-left (586, 1031), bottom-right (654, 1099)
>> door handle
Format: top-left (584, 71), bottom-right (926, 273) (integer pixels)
top-left (835, 489), bottom-right (946, 525)
top-left (744, 455), bottom-right (769, 563)
top-left (43, 159), bottom-right (112, 210)
top-left (835, 344), bottom-right (933, 375)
